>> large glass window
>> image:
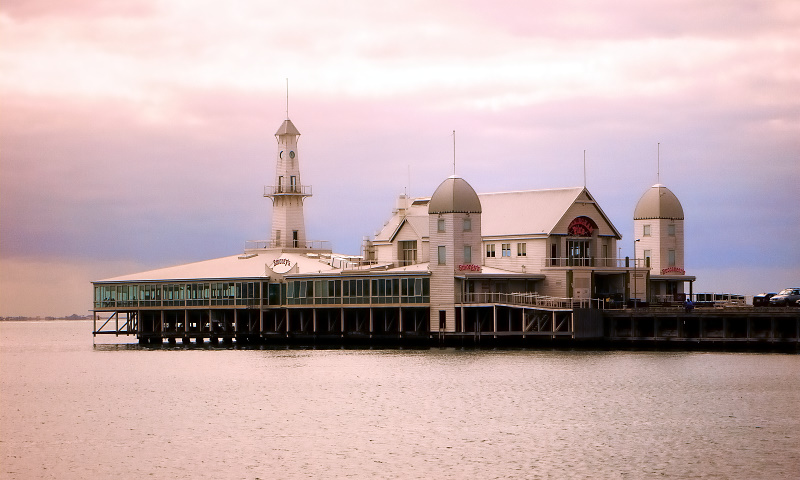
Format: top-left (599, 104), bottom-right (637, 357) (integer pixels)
top-left (567, 240), bottom-right (590, 266)
top-left (399, 240), bottom-right (417, 266)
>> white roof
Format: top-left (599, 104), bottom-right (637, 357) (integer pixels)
top-left (373, 200), bottom-right (430, 242)
top-left (480, 187), bottom-right (586, 236)
top-left (99, 251), bottom-right (340, 283)
top-left (374, 187), bottom-right (622, 241)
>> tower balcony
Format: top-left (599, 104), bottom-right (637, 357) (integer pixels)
top-left (264, 185), bottom-right (312, 197)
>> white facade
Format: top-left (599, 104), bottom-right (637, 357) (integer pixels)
top-left (266, 118), bottom-right (310, 248)
top-left (633, 183), bottom-right (693, 301)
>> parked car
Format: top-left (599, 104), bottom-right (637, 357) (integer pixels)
top-left (769, 288), bottom-right (800, 306)
top-left (753, 292), bottom-right (776, 307)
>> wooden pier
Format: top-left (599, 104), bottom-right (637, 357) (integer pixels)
top-left (93, 304), bottom-right (799, 349)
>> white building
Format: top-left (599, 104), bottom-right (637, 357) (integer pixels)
top-left (92, 113), bottom-right (689, 343)
top-left (633, 184), bottom-right (695, 302)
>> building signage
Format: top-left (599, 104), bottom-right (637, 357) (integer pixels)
top-left (458, 264), bottom-right (481, 272)
top-left (661, 266), bottom-right (685, 275)
top-left (567, 216), bottom-right (596, 237)
top-left (271, 258), bottom-right (294, 274)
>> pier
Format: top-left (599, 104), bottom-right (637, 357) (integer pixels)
top-left (93, 298), bottom-right (800, 349)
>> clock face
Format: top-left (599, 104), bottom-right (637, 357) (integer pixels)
top-left (289, 151), bottom-right (296, 159)
top-left (279, 151), bottom-right (284, 158)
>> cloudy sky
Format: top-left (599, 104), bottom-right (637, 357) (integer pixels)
top-left (1, 0), bottom-right (798, 316)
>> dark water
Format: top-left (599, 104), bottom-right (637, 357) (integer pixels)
top-left (1, 321), bottom-right (798, 479)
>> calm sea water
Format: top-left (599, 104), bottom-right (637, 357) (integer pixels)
top-left (1, 320), bottom-right (798, 479)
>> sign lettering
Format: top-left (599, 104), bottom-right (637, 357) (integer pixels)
top-left (458, 264), bottom-right (481, 272)
top-left (568, 216), bottom-right (596, 237)
top-left (661, 266), bottom-right (685, 275)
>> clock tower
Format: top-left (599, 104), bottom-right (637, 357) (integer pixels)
top-left (265, 117), bottom-right (311, 248)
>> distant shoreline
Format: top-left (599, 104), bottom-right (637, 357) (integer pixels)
top-left (1, 316), bottom-right (91, 322)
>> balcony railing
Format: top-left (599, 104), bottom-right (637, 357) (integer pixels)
top-left (543, 257), bottom-right (645, 268)
top-left (460, 292), bottom-right (580, 309)
top-left (264, 185), bottom-right (312, 196)
top-left (244, 239), bottom-right (331, 250)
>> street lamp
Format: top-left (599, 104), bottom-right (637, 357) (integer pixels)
top-left (633, 238), bottom-right (641, 308)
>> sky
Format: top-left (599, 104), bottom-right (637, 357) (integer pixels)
top-left (1, 0), bottom-right (798, 316)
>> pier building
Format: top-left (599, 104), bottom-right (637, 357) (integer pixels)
top-left (632, 183), bottom-right (695, 303)
top-left (92, 113), bottom-right (798, 347)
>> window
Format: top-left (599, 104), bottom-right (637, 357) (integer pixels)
top-left (501, 244), bottom-right (511, 257)
top-left (463, 218), bottom-right (472, 232)
top-left (567, 240), bottom-right (590, 266)
top-left (399, 240), bottom-right (417, 266)
top-left (668, 224), bottom-right (676, 236)
top-left (438, 246), bottom-right (446, 265)
top-left (290, 176), bottom-right (296, 192)
top-left (551, 243), bottom-right (558, 266)
top-left (278, 176), bottom-right (284, 192)
top-left (275, 230), bottom-right (281, 245)
top-left (643, 225), bottom-right (651, 236)
top-left (464, 245), bottom-right (472, 264)
top-left (644, 249), bottom-right (651, 268)
top-left (517, 243), bottom-right (526, 256)
top-left (668, 249), bottom-right (676, 266)
top-left (438, 218), bottom-right (445, 233)
top-left (292, 230), bottom-right (299, 248)
top-left (486, 244), bottom-right (495, 258)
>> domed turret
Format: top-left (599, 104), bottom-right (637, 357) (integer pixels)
top-left (634, 184), bottom-right (684, 220)
top-left (428, 175), bottom-right (482, 214)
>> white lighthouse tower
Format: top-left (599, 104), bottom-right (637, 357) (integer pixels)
top-left (265, 117), bottom-right (311, 249)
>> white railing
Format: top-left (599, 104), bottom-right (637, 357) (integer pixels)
top-left (460, 292), bottom-right (578, 309)
top-left (543, 257), bottom-right (644, 268)
top-left (264, 185), bottom-right (312, 196)
top-left (244, 239), bottom-right (331, 250)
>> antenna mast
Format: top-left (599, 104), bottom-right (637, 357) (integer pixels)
top-left (657, 142), bottom-right (660, 184)
top-left (452, 130), bottom-right (456, 175)
top-left (285, 78), bottom-right (289, 119)
top-left (583, 149), bottom-right (587, 188)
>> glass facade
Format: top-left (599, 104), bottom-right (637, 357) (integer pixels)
top-left (95, 276), bottom-right (432, 310)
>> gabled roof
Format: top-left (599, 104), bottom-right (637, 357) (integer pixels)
top-left (480, 187), bottom-right (588, 237)
top-left (373, 200), bottom-right (431, 242)
top-left (375, 187), bottom-right (622, 241)
top-left (387, 215), bottom-right (428, 242)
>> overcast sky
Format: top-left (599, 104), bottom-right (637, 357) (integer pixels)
top-left (1, 0), bottom-right (798, 316)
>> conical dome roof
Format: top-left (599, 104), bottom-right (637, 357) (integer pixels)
top-left (428, 175), bottom-right (482, 214)
top-left (634, 184), bottom-right (684, 220)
